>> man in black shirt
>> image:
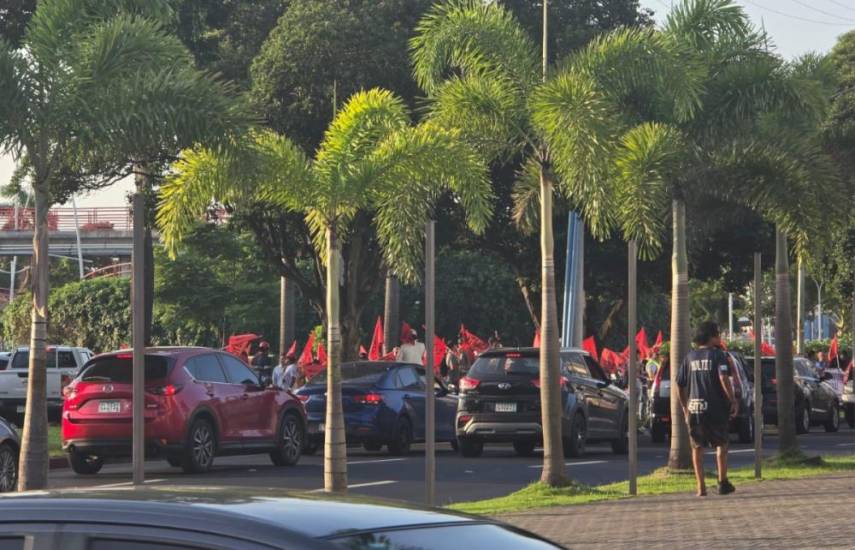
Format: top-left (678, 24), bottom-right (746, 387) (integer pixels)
top-left (677, 321), bottom-right (737, 497)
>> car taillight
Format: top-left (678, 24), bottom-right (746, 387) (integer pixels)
top-left (298, 394), bottom-right (310, 402)
top-left (147, 384), bottom-right (183, 396)
top-left (353, 393), bottom-right (383, 405)
top-left (770, 378), bottom-right (777, 385)
top-left (459, 377), bottom-right (480, 392)
top-left (458, 414), bottom-right (472, 427)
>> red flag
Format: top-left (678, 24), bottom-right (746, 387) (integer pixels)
top-left (298, 333), bottom-right (315, 366)
top-left (829, 336), bottom-right (839, 361)
top-left (368, 317), bottom-right (384, 360)
top-left (317, 343), bottom-right (328, 365)
top-left (533, 329), bottom-right (541, 348)
top-left (401, 321), bottom-right (413, 344)
top-left (652, 331), bottom-right (663, 353)
top-left (761, 342), bottom-right (776, 356)
top-left (459, 325), bottom-right (488, 363)
top-left (426, 336), bottom-right (448, 373)
top-left (359, 345), bottom-right (368, 356)
top-left (380, 350), bottom-right (396, 361)
top-left (636, 328), bottom-right (650, 359)
top-left (600, 348), bottom-right (618, 374)
top-left (286, 340), bottom-right (297, 357)
top-left (582, 336), bottom-right (598, 361)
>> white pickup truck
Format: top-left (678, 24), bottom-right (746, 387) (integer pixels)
top-left (0, 346), bottom-right (93, 423)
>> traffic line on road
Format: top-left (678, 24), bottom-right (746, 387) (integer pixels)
top-left (704, 449), bottom-right (754, 455)
top-left (529, 460), bottom-right (607, 469)
top-left (836, 443), bottom-right (855, 447)
top-left (308, 480), bottom-right (398, 493)
top-left (347, 458), bottom-right (407, 466)
top-left (91, 478), bottom-right (166, 489)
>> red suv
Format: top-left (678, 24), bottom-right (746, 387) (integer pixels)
top-left (62, 347), bottom-right (306, 475)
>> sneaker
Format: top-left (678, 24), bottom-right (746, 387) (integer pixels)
top-left (717, 479), bottom-right (735, 495)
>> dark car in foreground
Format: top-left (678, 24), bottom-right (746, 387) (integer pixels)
top-left (844, 376), bottom-right (854, 428)
top-left (0, 486), bottom-right (561, 548)
top-left (455, 347), bottom-right (629, 458)
top-left (297, 361), bottom-right (458, 455)
top-left (649, 351), bottom-right (755, 444)
top-left (62, 347), bottom-right (306, 475)
top-left (750, 357), bottom-right (840, 433)
top-left (0, 414), bottom-right (18, 492)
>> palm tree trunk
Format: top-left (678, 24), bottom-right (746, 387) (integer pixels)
top-left (383, 274), bottom-right (400, 354)
top-left (279, 276), bottom-right (295, 357)
top-left (539, 167), bottom-right (566, 486)
top-left (667, 199), bottom-right (692, 471)
top-left (774, 228), bottom-right (798, 455)
top-left (18, 180), bottom-right (50, 491)
top-left (324, 224), bottom-right (347, 492)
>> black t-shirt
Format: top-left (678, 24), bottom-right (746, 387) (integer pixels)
top-left (677, 347), bottom-right (731, 425)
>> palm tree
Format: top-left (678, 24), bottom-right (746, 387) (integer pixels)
top-left (158, 89), bottom-right (493, 492)
top-left (0, 0), bottom-right (246, 490)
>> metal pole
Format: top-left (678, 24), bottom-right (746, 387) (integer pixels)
top-left (424, 220), bottom-right (436, 506)
top-left (132, 191), bottom-right (146, 485)
top-left (71, 195), bottom-right (84, 279)
top-left (627, 240), bottom-right (638, 495)
top-left (728, 292), bottom-right (734, 341)
top-left (816, 282), bottom-right (823, 340)
top-left (10, 204), bottom-right (18, 300)
top-left (796, 260), bottom-right (805, 354)
top-left (753, 253), bottom-right (762, 479)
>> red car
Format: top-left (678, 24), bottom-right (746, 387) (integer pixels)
top-left (62, 347), bottom-right (306, 475)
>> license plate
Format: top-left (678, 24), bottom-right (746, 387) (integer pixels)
top-left (494, 402), bottom-right (517, 413)
top-left (98, 400), bottom-right (121, 414)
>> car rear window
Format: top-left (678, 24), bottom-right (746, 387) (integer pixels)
top-left (11, 350), bottom-right (57, 369)
top-left (309, 363), bottom-right (390, 386)
top-left (469, 354), bottom-right (539, 377)
top-left (79, 355), bottom-right (173, 384)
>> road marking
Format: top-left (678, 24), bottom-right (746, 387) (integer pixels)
top-left (529, 460), bottom-right (607, 469)
top-left (308, 480), bottom-right (398, 493)
top-left (347, 458), bottom-right (407, 466)
top-left (91, 478), bottom-right (166, 489)
top-left (705, 449), bottom-right (754, 455)
top-left (836, 443), bottom-right (855, 447)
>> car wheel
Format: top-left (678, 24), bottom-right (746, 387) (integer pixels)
top-left (271, 413), bottom-right (303, 466)
top-left (796, 402), bottom-right (811, 434)
top-left (0, 443), bottom-right (17, 492)
top-left (611, 412), bottom-right (629, 454)
top-left (387, 418), bottom-right (412, 456)
top-left (68, 449), bottom-right (103, 475)
top-left (846, 404), bottom-right (855, 429)
top-left (737, 410), bottom-right (754, 444)
top-left (363, 442), bottom-right (383, 452)
top-left (650, 420), bottom-right (667, 444)
top-left (513, 440), bottom-right (537, 457)
top-left (459, 438), bottom-right (483, 458)
top-left (824, 402), bottom-right (840, 433)
top-left (182, 418), bottom-right (216, 474)
top-left (564, 413), bottom-right (586, 458)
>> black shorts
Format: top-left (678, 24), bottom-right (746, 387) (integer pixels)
top-left (688, 422), bottom-right (729, 449)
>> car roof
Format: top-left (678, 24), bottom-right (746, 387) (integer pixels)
top-left (0, 486), bottom-right (483, 541)
top-left (93, 347), bottom-right (213, 359)
top-left (478, 347), bottom-right (591, 357)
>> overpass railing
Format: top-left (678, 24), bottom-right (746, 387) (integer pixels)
top-left (0, 207), bottom-right (132, 232)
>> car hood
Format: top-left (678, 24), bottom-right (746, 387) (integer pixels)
top-left (0, 485), bottom-right (478, 538)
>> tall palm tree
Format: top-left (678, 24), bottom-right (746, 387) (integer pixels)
top-left (158, 89), bottom-right (493, 492)
top-left (0, 0), bottom-right (245, 490)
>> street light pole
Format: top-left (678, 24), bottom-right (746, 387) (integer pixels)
top-left (627, 240), bottom-right (638, 495)
top-left (424, 220), bottom-right (436, 506)
top-left (753, 253), bottom-right (762, 479)
top-left (132, 176), bottom-right (147, 485)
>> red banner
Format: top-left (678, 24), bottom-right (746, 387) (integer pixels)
top-left (298, 333), bottom-right (315, 366)
top-left (582, 336), bottom-right (598, 361)
top-left (368, 317), bottom-right (384, 360)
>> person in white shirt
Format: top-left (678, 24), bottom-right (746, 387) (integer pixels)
top-left (396, 329), bottom-right (425, 364)
top-left (273, 353), bottom-right (299, 390)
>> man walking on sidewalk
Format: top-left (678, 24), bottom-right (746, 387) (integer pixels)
top-left (677, 321), bottom-right (738, 497)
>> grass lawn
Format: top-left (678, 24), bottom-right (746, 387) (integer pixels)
top-left (48, 424), bottom-right (63, 458)
top-left (450, 453), bottom-right (855, 515)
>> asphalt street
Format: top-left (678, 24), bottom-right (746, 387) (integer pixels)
top-left (48, 426), bottom-right (855, 506)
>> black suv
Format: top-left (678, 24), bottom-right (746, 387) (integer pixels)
top-left (751, 357), bottom-right (840, 433)
top-left (649, 351), bottom-right (755, 444)
top-left (455, 347), bottom-right (629, 458)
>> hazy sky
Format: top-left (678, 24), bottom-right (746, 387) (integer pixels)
top-left (2, 0), bottom-right (852, 207)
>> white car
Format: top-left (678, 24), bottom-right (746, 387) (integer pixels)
top-left (0, 346), bottom-right (93, 423)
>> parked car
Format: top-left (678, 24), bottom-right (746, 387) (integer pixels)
top-left (0, 345), bottom-right (93, 423)
top-left (750, 356), bottom-right (840, 433)
top-left (0, 414), bottom-right (18, 492)
top-left (455, 347), bottom-right (629, 458)
top-left (296, 361), bottom-right (459, 456)
top-left (0, 486), bottom-right (560, 549)
top-left (649, 351), bottom-right (754, 444)
top-left (843, 376), bottom-right (854, 428)
top-left (0, 351), bottom-right (10, 370)
top-left (61, 347), bottom-right (306, 474)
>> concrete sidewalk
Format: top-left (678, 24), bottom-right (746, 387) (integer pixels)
top-left (499, 473), bottom-right (855, 549)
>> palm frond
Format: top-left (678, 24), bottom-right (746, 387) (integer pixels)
top-left (665, 0), bottom-right (757, 54)
top-left (0, 43), bottom-right (29, 154)
top-left (511, 157), bottom-right (542, 235)
top-left (410, 0), bottom-right (539, 94)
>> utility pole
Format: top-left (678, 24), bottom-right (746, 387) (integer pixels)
top-left (132, 170), bottom-right (147, 486)
top-left (627, 240), bottom-right (638, 495)
top-left (753, 253), bottom-right (762, 479)
top-left (727, 292), bottom-right (734, 341)
top-left (816, 281), bottom-right (823, 340)
top-left (424, 220), bottom-right (436, 506)
top-left (71, 195), bottom-right (84, 279)
top-left (796, 260), bottom-right (805, 354)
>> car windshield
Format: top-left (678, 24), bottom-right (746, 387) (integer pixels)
top-left (79, 355), bottom-right (172, 384)
top-left (12, 350), bottom-right (57, 369)
top-left (469, 355), bottom-right (539, 377)
top-left (309, 363), bottom-right (389, 386)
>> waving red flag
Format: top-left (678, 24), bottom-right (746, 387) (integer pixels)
top-left (317, 343), bottom-right (328, 365)
top-left (829, 336), bottom-right (839, 361)
top-left (359, 345), bottom-right (368, 357)
top-left (426, 336), bottom-right (448, 373)
top-left (298, 333), bottom-right (315, 366)
top-left (636, 328), bottom-right (650, 359)
top-left (652, 331), bottom-right (663, 354)
top-left (533, 329), bottom-right (541, 348)
top-left (761, 342), bottom-right (776, 356)
top-left (401, 321), bottom-right (414, 344)
top-left (582, 336), bottom-right (599, 361)
top-left (368, 316), bottom-right (384, 360)
top-left (286, 340), bottom-right (297, 357)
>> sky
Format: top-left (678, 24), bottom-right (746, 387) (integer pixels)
top-left (2, 0), bottom-right (852, 208)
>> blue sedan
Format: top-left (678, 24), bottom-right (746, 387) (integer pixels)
top-left (296, 361), bottom-right (458, 455)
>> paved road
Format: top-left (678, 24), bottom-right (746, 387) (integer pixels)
top-left (48, 426), bottom-right (855, 506)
